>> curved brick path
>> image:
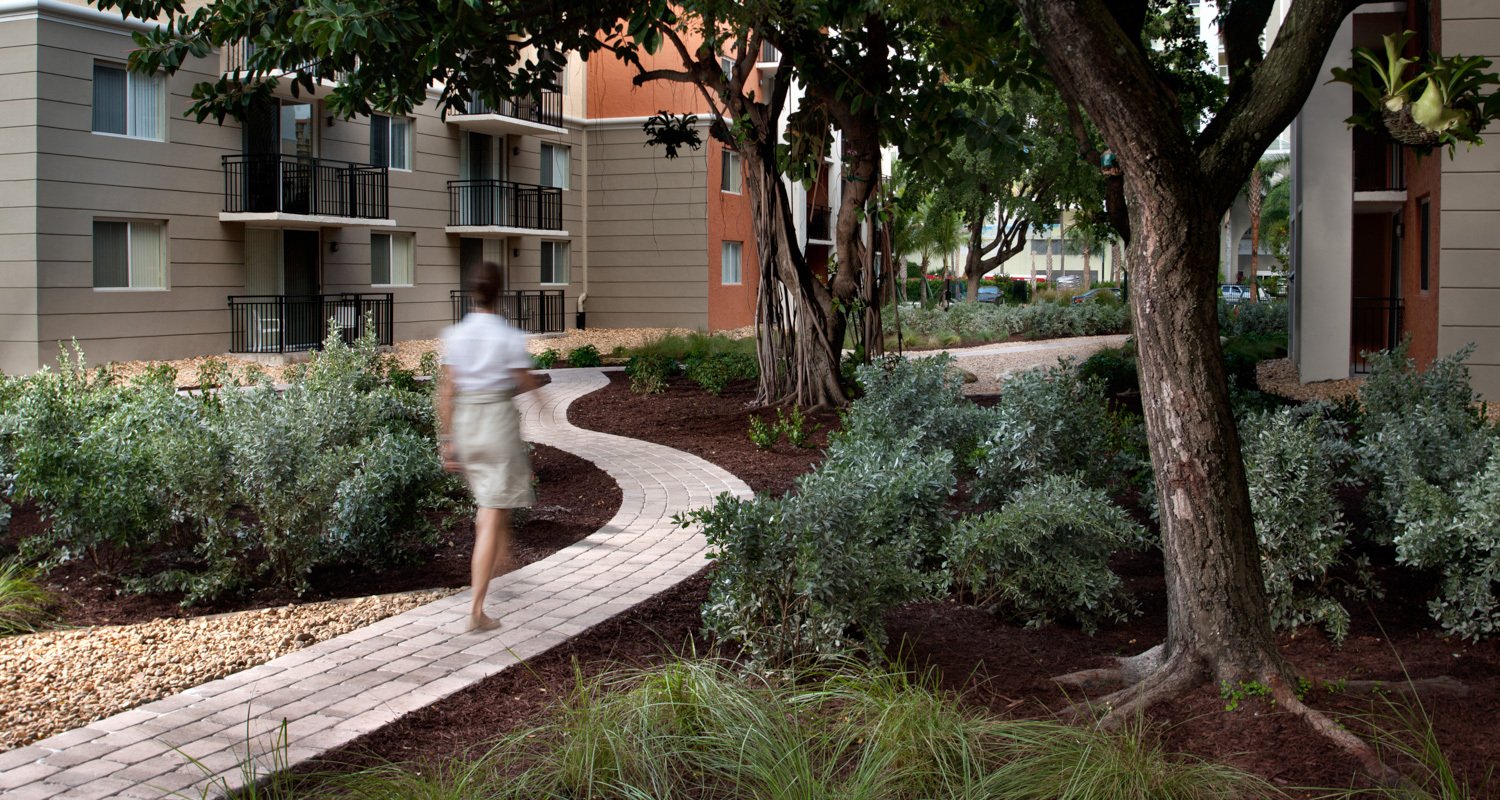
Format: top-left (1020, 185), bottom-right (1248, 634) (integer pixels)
top-left (0, 368), bottom-right (752, 799)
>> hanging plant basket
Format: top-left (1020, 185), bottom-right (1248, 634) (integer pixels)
top-left (1380, 105), bottom-right (1441, 147)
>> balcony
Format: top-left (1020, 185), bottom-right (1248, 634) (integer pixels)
top-left (221, 154), bottom-right (393, 227)
top-left (446, 180), bottom-right (566, 236)
top-left (1353, 129), bottom-right (1407, 213)
top-left (756, 41), bottom-right (781, 71)
top-left (221, 40), bottom-right (344, 96)
top-left (228, 293), bottom-right (393, 354)
top-left (447, 92), bottom-right (565, 135)
top-left (807, 205), bottom-right (833, 245)
top-left (450, 289), bottom-right (566, 333)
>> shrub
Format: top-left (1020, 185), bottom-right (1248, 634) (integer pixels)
top-left (847, 355), bottom-right (992, 461)
top-left (566, 344), bottom-right (603, 367)
top-left (532, 348), bottom-right (559, 369)
top-left (685, 431), bottom-right (954, 665)
top-left (944, 475), bottom-right (1144, 632)
top-left (417, 349), bottom-right (441, 377)
top-left (970, 362), bottom-right (1142, 503)
top-left (4, 331), bottom-right (451, 605)
top-left (0, 558), bottom-right (54, 635)
top-left (1242, 404), bottom-right (1365, 644)
top-left (1358, 344), bottom-right (1493, 538)
top-left (1077, 342), bottom-right (1139, 398)
top-left (746, 414), bottom-right (778, 450)
top-left (625, 353), bottom-right (674, 395)
top-left (1393, 445), bottom-right (1500, 640)
top-left (683, 352), bottom-right (757, 395)
top-left (1218, 300), bottom-right (1288, 338)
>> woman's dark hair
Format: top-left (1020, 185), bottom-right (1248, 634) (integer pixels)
top-left (469, 261), bottom-right (503, 310)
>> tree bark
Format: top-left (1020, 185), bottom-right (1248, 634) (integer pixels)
top-left (1248, 165), bottom-right (1263, 304)
top-left (1014, 0), bottom-right (1365, 722)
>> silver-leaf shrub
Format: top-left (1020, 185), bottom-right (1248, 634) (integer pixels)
top-left (1242, 404), bottom-right (1367, 644)
top-left (944, 474), bottom-right (1144, 633)
top-left (686, 430), bottom-right (955, 666)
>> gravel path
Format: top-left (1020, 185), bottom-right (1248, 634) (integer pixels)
top-left (0, 590), bottom-right (454, 752)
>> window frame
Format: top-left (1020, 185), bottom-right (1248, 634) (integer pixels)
top-left (540, 240), bottom-right (571, 285)
top-left (1419, 197), bottom-right (1431, 292)
top-left (370, 113), bottom-right (414, 171)
top-left (92, 218), bottom-right (169, 291)
top-left (91, 61), bottom-right (166, 142)
top-left (721, 148), bottom-right (742, 194)
top-left (721, 240), bottom-right (743, 285)
top-left (540, 143), bottom-right (571, 190)
top-left (370, 231), bottom-right (416, 287)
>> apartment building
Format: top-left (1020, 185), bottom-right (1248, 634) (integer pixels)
top-left (1291, 0), bottom-right (1500, 398)
top-left (0, 0), bottom-right (804, 375)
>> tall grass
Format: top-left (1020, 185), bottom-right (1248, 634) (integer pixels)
top-left (330, 658), bottom-right (1279, 800)
top-left (0, 558), bottom-right (55, 635)
top-left (626, 331), bottom-right (756, 361)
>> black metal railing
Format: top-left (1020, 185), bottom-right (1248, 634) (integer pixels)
top-left (228, 293), bottom-right (393, 354)
top-left (222, 40), bottom-right (343, 83)
top-left (450, 289), bottom-right (565, 333)
top-left (461, 91), bottom-right (563, 129)
top-left (447, 180), bottom-right (564, 230)
top-left (1351, 295), bottom-right (1404, 374)
top-left (808, 205), bottom-right (833, 242)
top-left (759, 41), bottom-right (780, 62)
top-left (223, 155), bottom-right (389, 219)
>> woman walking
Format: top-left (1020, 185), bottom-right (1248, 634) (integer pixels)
top-left (437, 262), bottom-right (539, 631)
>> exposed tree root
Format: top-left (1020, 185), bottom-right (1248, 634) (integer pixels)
top-left (1053, 647), bottom-right (1429, 788)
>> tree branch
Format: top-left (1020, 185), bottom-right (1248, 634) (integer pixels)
top-left (1197, 0), bottom-right (1363, 209)
top-left (1221, 0), bottom-right (1275, 94)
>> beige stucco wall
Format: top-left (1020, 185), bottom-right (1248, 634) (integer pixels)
top-left (1290, 12), bottom-right (1355, 383)
top-left (582, 121), bottom-right (709, 330)
top-left (0, 17), bottom-right (41, 375)
top-left (0, 2), bottom-right (594, 374)
top-left (1437, 1), bottom-right (1500, 400)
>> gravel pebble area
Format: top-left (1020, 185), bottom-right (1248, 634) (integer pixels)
top-left (0, 589), bottom-right (454, 752)
top-left (1255, 357), bottom-right (1363, 403)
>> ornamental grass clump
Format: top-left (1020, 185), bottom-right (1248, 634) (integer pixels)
top-left (331, 659), bottom-right (1278, 800)
top-left (0, 558), bottom-right (54, 635)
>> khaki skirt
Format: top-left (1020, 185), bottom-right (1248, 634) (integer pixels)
top-left (452, 390), bottom-right (534, 509)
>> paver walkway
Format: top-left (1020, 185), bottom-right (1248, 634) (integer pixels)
top-left (0, 368), bottom-right (752, 799)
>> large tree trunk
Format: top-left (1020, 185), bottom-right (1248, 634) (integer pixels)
top-left (742, 142), bottom-right (846, 409)
top-left (1125, 193), bottom-right (1284, 687)
top-left (964, 220), bottom-right (984, 302)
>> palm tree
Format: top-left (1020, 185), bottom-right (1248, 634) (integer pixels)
top-left (1245, 153), bottom-right (1290, 304)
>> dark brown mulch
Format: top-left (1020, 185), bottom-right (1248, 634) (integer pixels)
top-left (3, 442), bottom-right (621, 628)
top-left (567, 372), bottom-right (838, 496)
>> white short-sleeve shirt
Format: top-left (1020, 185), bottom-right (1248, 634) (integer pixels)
top-left (441, 312), bottom-right (532, 393)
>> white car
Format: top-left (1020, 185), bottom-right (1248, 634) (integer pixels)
top-left (1219, 284), bottom-right (1267, 304)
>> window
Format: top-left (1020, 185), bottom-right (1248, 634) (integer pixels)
top-left (722, 241), bottom-right (743, 285)
top-left (371, 232), bottom-right (415, 286)
top-left (93, 220), bottom-right (167, 289)
top-left (92, 63), bottom-right (164, 140)
top-left (721, 148), bottom-right (742, 193)
top-left (540, 143), bottom-right (570, 189)
top-left (1419, 199), bottom-right (1431, 292)
top-left (370, 114), bottom-right (413, 170)
top-left (541, 240), bottom-right (570, 284)
top-left (720, 55), bottom-right (735, 76)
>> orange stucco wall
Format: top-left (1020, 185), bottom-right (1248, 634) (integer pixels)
top-left (587, 33), bottom-right (763, 331)
top-left (1398, 0), bottom-right (1442, 368)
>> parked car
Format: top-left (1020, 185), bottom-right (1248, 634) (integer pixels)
top-left (1220, 284), bottom-right (1270, 304)
top-left (976, 286), bottom-right (1002, 304)
top-left (1220, 284), bottom-right (1250, 304)
top-left (1072, 287), bottom-right (1119, 305)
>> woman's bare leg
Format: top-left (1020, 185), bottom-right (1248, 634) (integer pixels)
top-left (490, 508), bottom-right (517, 578)
top-left (469, 507), bottom-right (504, 631)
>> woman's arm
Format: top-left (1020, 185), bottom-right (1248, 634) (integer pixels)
top-left (436, 365), bottom-right (461, 472)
